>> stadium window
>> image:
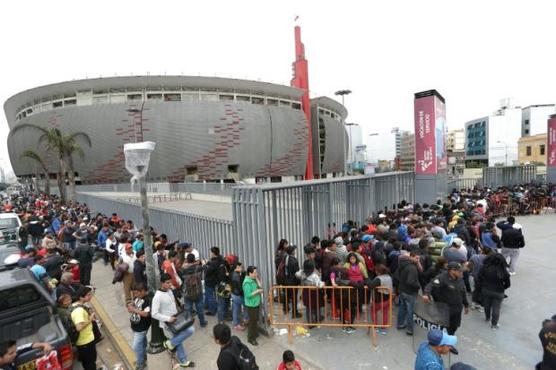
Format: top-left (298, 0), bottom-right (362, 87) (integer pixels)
top-left (267, 98), bottom-right (279, 106)
top-left (186, 166), bottom-right (198, 175)
top-left (524, 119), bottom-right (529, 125)
top-left (64, 99), bottom-right (76, 106)
top-left (92, 96), bottom-right (108, 104)
top-left (93, 90), bottom-right (108, 95)
top-left (540, 144), bottom-right (545, 155)
top-left (182, 93), bottom-right (199, 101)
top-left (292, 102), bottom-right (301, 110)
top-left (53, 101), bottom-right (63, 108)
top-left (236, 95), bottom-right (250, 102)
top-left (201, 94), bottom-right (218, 102)
top-left (228, 165), bottom-right (239, 173)
top-left (525, 129), bottom-right (529, 135)
top-left (219, 94), bottom-right (234, 101)
top-left (526, 146), bottom-right (532, 156)
top-left (279, 100), bottom-right (291, 107)
top-left (147, 93), bottom-right (163, 100)
top-left (164, 93), bottom-right (181, 101)
top-left (127, 94), bottom-right (143, 101)
top-left (21, 111), bottom-right (27, 118)
top-left (251, 97), bottom-right (264, 105)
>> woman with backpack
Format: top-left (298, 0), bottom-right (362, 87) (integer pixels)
top-left (478, 252), bottom-right (511, 330)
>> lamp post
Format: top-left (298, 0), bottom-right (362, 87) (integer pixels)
top-left (345, 123), bottom-right (358, 175)
top-left (496, 141), bottom-right (508, 166)
top-left (335, 89), bottom-right (352, 176)
top-left (123, 141), bottom-right (164, 354)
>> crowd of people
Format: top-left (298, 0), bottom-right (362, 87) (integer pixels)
top-left (1, 182), bottom-right (555, 370)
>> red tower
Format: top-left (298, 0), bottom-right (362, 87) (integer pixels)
top-left (291, 25), bottom-right (314, 180)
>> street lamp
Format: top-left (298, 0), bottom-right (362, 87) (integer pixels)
top-left (496, 141), bottom-right (508, 166)
top-left (123, 141), bottom-right (164, 354)
top-left (346, 123), bottom-right (358, 175)
top-left (335, 90), bottom-right (352, 176)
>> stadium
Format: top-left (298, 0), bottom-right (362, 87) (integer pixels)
top-left (4, 75), bottom-right (347, 184)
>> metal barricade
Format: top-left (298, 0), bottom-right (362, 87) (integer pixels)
top-left (268, 285), bottom-right (393, 347)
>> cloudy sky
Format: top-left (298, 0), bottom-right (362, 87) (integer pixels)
top-left (1, 0), bottom-right (555, 171)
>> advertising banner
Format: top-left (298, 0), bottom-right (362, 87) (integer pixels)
top-left (414, 95), bottom-right (436, 174)
top-left (435, 97), bottom-right (447, 172)
top-left (548, 116), bottom-right (556, 168)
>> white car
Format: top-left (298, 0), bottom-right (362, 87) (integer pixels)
top-left (0, 212), bottom-right (22, 244)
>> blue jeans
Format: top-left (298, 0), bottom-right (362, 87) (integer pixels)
top-left (216, 296), bottom-right (228, 323)
top-left (397, 292), bottom-right (416, 334)
top-left (205, 285), bottom-right (217, 314)
top-left (168, 326), bottom-right (195, 363)
top-left (132, 330), bottom-right (148, 366)
top-left (184, 295), bottom-right (207, 326)
top-left (231, 294), bottom-right (249, 326)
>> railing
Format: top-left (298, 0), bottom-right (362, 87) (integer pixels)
top-left (76, 192), bottom-right (234, 257)
top-left (482, 165), bottom-right (537, 188)
top-left (446, 177), bottom-right (482, 190)
top-left (77, 182), bottom-right (238, 197)
top-left (268, 285), bottom-right (393, 347)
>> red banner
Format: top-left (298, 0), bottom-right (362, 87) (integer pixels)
top-left (548, 116), bottom-right (556, 167)
top-left (414, 95), bottom-right (436, 175)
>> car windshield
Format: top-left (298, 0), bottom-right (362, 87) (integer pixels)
top-left (0, 218), bottom-right (19, 230)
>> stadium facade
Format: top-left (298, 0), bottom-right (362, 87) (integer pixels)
top-left (4, 75), bottom-right (347, 183)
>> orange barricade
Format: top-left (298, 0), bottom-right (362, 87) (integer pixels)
top-left (268, 285), bottom-right (393, 347)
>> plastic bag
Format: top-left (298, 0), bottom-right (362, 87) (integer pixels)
top-left (36, 350), bottom-right (62, 370)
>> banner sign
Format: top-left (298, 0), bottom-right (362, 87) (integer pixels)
top-left (414, 91), bottom-right (447, 175)
top-left (548, 116), bottom-right (556, 168)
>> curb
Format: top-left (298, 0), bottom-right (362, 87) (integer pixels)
top-left (91, 295), bottom-right (136, 370)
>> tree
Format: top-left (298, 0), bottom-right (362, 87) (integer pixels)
top-left (10, 124), bottom-right (91, 202)
top-left (21, 150), bottom-right (51, 196)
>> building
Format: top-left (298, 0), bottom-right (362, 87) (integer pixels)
top-left (446, 129), bottom-right (465, 176)
top-left (399, 131), bottom-right (415, 171)
top-left (521, 104), bottom-right (555, 137)
top-left (4, 76), bottom-right (347, 183)
top-left (465, 100), bottom-right (522, 167)
top-left (518, 133), bottom-right (546, 165)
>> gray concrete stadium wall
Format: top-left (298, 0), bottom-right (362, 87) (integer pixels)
top-left (7, 100), bottom-right (317, 182)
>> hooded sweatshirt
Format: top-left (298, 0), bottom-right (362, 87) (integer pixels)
top-left (397, 256), bottom-right (420, 295)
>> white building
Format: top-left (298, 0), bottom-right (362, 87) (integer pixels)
top-left (465, 100), bottom-right (522, 167)
top-left (521, 104), bottom-right (555, 136)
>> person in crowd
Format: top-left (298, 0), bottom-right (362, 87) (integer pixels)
top-left (127, 283), bottom-right (151, 370)
top-left (74, 237), bottom-right (94, 286)
top-left (205, 246), bottom-right (227, 319)
top-left (424, 262), bottom-right (469, 335)
top-left (41, 231), bottom-right (58, 251)
top-left (282, 245), bottom-right (301, 318)
top-left (537, 315), bottom-right (556, 370)
top-left (180, 242), bottom-right (200, 262)
top-left (213, 323), bottom-right (258, 370)
top-left (275, 239), bottom-right (289, 272)
top-left (242, 266), bottom-right (263, 346)
top-left (162, 250), bottom-right (182, 291)
top-left (71, 286), bottom-right (97, 370)
top-left (496, 216), bottom-right (525, 275)
top-left (414, 329), bottom-right (457, 370)
top-left (56, 293), bottom-right (77, 343)
top-left (366, 264), bottom-right (393, 335)
top-left (0, 341), bottom-right (52, 370)
top-left (104, 232), bottom-right (118, 270)
top-left (467, 245), bottom-right (495, 312)
top-left (133, 249), bottom-right (147, 287)
top-left (396, 250), bottom-right (421, 336)
top-left (478, 252), bottom-right (511, 330)
top-left (277, 350), bottom-right (303, 370)
top-left (295, 259), bottom-right (325, 326)
top-left (230, 261), bottom-right (248, 331)
top-left (17, 245), bottom-right (37, 268)
top-left (182, 253), bottom-right (208, 328)
top-left (56, 272), bottom-right (82, 301)
top-left (442, 238), bottom-right (467, 264)
top-left (30, 254), bottom-right (53, 294)
top-left (132, 233), bottom-right (144, 253)
top-left (62, 220), bottom-right (77, 251)
top-left (152, 273), bottom-right (195, 368)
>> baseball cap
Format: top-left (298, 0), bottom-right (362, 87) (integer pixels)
top-left (447, 261), bottom-right (463, 271)
top-left (361, 234), bottom-right (374, 242)
top-left (177, 242), bottom-right (191, 249)
top-left (450, 362), bottom-right (477, 370)
top-left (427, 329), bottom-right (457, 347)
top-left (452, 238), bottom-right (463, 247)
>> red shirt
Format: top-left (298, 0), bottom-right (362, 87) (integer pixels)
top-left (276, 360), bottom-right (302, 370)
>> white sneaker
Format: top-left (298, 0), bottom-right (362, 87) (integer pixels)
top-left (491, 324), bottom-right (500, 330)
top-left (509, 272), bottom-right (516, 276)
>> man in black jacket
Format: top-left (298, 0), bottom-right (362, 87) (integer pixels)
top-left (396, 251), bottom-right (421, 336)
top-left (73, 237), bottom-right (94, 285)
top-left (497, 217), bottom-right (525, 275)
top-left (213, 323), bottom-right (258, 370)
top-left (424, 262), bottom-right (469, 335)
top-left (133, 249), bottom-right (147, 288)
top-left (282, 245), bottom-right (301, 318)
top-left (204, 247), bottom-right (226, 319)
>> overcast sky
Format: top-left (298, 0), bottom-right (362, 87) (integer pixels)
top-left (1, 0), bottom-right (555, 172)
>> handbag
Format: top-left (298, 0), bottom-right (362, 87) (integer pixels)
top-left (167, 310), bottom-right (195, 334)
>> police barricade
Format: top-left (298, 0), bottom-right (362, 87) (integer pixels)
top-left (413, 299), bottom-right (453, 368)
top-left (269, 285), bottom-right (392, 347)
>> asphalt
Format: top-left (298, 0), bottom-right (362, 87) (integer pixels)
top-left (89, 213), bottom-right (555, 370)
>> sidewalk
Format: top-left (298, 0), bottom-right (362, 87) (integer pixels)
top-left (91, 261), bottom-right (323, 370)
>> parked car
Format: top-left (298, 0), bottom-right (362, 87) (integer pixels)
top-left (0, 242), bottom-right (21, 271)
top-left (0, 212), bottom-right (22, 245)
top-left (0, 268), bottom-right (74, 369)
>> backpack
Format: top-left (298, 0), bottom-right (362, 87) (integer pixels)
top-left (183, 266), bottom-right (203, 300)
top-left (276, 256), bottom-right (286, 285)
top-left (225, 337), bottom-right (258, 370)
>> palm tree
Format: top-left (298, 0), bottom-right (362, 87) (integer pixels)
top-left (10, 124), bottom-right (91, 202)
top-left (21, 150), bottom-right (51, 195)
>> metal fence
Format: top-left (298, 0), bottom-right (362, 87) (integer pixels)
top-left (232, 172), bottom-right (415, 293)
top-left (482, 165), bottom-right (537, 188)
top-left (446, 177), bottom-right (483, 190)
top-left (76, 182), bottom-right (238, 197)
top-left (76, 192), bottom-right (235, 258)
